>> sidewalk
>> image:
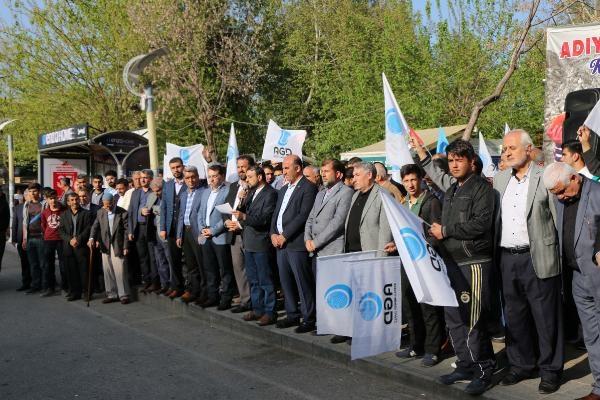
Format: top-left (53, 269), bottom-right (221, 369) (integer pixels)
top-left (137, 290), bottom-right (593, 400)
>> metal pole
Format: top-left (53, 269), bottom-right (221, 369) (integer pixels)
top-left (144, 85), bottom-right (159, 176)
top-left (7, 134), bottom-right (14, 242)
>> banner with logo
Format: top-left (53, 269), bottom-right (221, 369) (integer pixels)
top-left (380, 191), bottom-right (458, 307)
top-left (226, 123), bottom-right (239, 183)
top-left (545, 24), bottom-right (600, 160)
top-left (316, 251), bottom-right (378, 336)
top-left (383, 73), bottom-right (414, 181)
top-left (261, 120), bottom-right (306, 162)
top-left (350, 258), bottom-right (402, 360)
top-left (163, 142), bottom-right (208, 179)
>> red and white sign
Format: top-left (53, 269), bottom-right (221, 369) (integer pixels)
top-left (42, 158), bottom-right (87, 195)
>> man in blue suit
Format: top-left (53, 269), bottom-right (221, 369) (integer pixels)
top-left (160, 157), bottom-right (186, 298)
top-left (270, 154), bottom-right (318, 333)
top-left (197, 164), bottom-right (233, 310)
top-left (544, 162), bottom-right (600, 400)
top-left (176, 165), bottom-right (206, 304)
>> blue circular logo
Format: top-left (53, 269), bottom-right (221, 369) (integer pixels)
top-left (385, 108), bottom-right (404, 135)
top-left (358, 292), bottom-right (383, 321)
top-left (227, 145), bottom-right (237, 160)
top-left (400, 227), bottom-right (427, 260)
top-left (180, 148), bottom-right (191, 164)
top-left (325, 284), bottom-right (353, 309)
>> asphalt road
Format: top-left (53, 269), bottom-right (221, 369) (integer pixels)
top-left (0, 245), bottom-right (434, 400)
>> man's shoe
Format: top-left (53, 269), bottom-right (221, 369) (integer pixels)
top-left (217, 299), bottom-right (232, 311)
top-left (539, 379), bottom-right (560, 394)
top-left (438, 369), bottom-right (473, 385)
top-left (276, 318), bottom-right (300, 329)
top-left (395, 348), bottom-right (424, 359)
top-left (102, 297), bottom-right (118, 304)
top-left (500, 372), bottom-right (529, 386)
top-left (180, 291), bottom-right (195, 304)
top-left (421, 354), bottom-right (439, 367)
top-left (169, 290), bottom-right (183, 299)
top-left (120, 298), bottom-right (130, 305)
top-left (200, 298), bottom-right (219, 308)
top-left (149, 283), bottom-right (161, 293)
top-left (464, 377), bottom-right (492, 395)
top-left (257, 314), bottom-right (277, 326)
top-left (140, 283), bottom-right (152, 294)
top-left (25, 288), bottom-right (40, 294)
top-left (576, 391), bottom-right (600, 400)
top-left (231, 304), bottom-right (251, 314)
top-left (67, 295), bottom-right (81, 302)
top-left (40, 289), bottom-right (54, 298)
top-left (330, 335), bottom-right (350, 344)
top-left (158, 287), bottom-right (169, 295)
top-left (295, 322), bottom-right (315, 334)
top-left (243, 311), bottom-right (261, 321)
top-left (16, 285), bottom-right (30, 292)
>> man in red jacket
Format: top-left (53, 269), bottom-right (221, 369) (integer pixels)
top-left (40, 190), bottom-right (65, 297)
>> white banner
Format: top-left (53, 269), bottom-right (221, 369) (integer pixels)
top-left (350, 257), bottom-right (402, 360)
top-left (226, 123), bottom-right (239, 183)
top-left (163, 142), bottom-right (208, 180)
top-left (316, 251), bottom-right (378, 336)
top-left (383, 73), bottom-right (414, 172)
top-left (479, 132), bottom-right (496, 177)
top-left (380, 191), bottom-right (458, 307)
top-left (261, 120), bottom-right (306, 162)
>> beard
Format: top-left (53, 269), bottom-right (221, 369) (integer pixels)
top-left (506, 154), bottom-right (529, 169)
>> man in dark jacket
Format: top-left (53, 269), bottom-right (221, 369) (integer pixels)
top-left (429, 140), bottom-right (496, 396)
top-left (396, 164), bottom-right (445, 368)
top-left (12, 195), bottom-right (30, 291)
top-left (0, 191), bottom-right (9, 272)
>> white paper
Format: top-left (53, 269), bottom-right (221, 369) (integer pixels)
top-left (215, 203), bottom-right (234, 215)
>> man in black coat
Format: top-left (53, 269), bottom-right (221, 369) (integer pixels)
top-left (12, 196), bottom-right (30, 290)
top-left (0, 191), bottom-right (9, 272)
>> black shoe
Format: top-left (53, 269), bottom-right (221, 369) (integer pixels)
top-left (438, 369), bottom-right (473, 385)
top-left (295, 322), bottom-right (315, 334)
top-left (217, 300), bottom-right (232, 311)
top-left (395, 348), bottom-right (424, 359)
top-left (25, 288), bottom-right (40, 294)
top-left (500, 372), bottom-right (529, 386)
top-left (538, 379), bottom-right (560, 394)
top-left (231, 304), bottom-right (251, 314)
top-left (330, 335), bottom-right (350, 344)
top-left (40, 289), bottom-right (55, 298)
top-left (67, 295), bottom-right (81, 302)
top-left (276, 318), bottom-right (300, 329)
top-left (200, 299), bottom-right (219, 308)
top-left (16, 285), bottom-right (30, 292)
top-left (464, 377), bottom-right (492, 395)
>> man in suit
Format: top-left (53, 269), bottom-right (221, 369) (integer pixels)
top-left (128, 169), bottom-right (159, 292)
top-left (176, 165), bottom-right (207, 304)
top-left (159, 157), bottom-right (186, 298)
top-left (493, 130), bottom-right (563, 394)
top-left (197, 164), bottom-right (233, 309)
top-left (223, 155), bottom-right (254, 314)
top-left (270, 155), bottom-right (318, 333)
top-left (230, 166), bottom-right (278, 326)
top-left (12, 191), bottom-right (31, 291)
top-left (148, 178), bottom-right (171, 294)
top-left (544, 162), bottom-right (600, 400)
top-left (88, 192), bottom-right (131, 304)
top-left (59, 192), bottom-right (94, 301)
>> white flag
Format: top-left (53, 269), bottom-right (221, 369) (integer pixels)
top-left (479, 132), bottom-right (496, 178)
top-left (226, 123), bottom-right (239, 183)
top-left (164, 142), bottom-right (208, 179)
top-left (316, 251), bottom-right (378, 336)
top-left (380, 190), bottom-right (458, 307)
top-left (504, 123), bottom-right (511, 135)
top-left (383, 73), bottom-right (414, 173)
top-left (350, 257), bottom-right (402, 360)
top-left (585, 100), bottom-right (600, 136)
top-left (261, 120), bottom-right (306, 162)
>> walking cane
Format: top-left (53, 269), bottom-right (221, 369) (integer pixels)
top-left (87, 248), bottom-right (93, 307)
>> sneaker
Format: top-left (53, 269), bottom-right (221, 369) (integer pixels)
top-left (395, 348), bottom-right (423, 359)
top-left (421, 353), bottom-right (439, 367)
top-left (464, 377), bottom-right (492, 395)
top-left (438, 369), bottom-right (473, 385)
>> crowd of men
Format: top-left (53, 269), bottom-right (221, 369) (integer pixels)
top-left (2, 126), bottom-right (600, 399)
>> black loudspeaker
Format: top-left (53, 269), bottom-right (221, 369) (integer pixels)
top-left (563, 88), bottom-right (600, 156)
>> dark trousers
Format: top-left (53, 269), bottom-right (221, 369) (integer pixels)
top-left (26, 237), bottom-right (44, 290)
top-left (445, 260), bottom-right (496, 379)
top-left (246, 251), bottom-right (276, 317)
top-left (182, 227), bottom-right (205, 298)
top-left (0, 231), bottom-right (6, 271)
top-left (42, 240), bottom-right (62, 290)
top-left (277, 248), bottom-right (315, 323)
top-left (167, 236), bottom-right (184, 291)
top-left (202, 240), bottom-right (235, 302)
top-left (401, 267), bottom-right (444, 355)
top-left (135, 223), bottom-right (158, 285)
top-left (65, 246), bottom-right (90, 297)
top-left (16, 243), bottom-right (31, 288)
top-left (501, 250), bottom-right (564, 380)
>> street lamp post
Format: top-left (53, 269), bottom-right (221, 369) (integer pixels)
top-left (123, 48), bottom-right (168, 176)
top-left (0, 119), bottom-right (17, 242)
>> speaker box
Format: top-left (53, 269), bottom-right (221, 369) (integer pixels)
top-left (563, 88), bottom-right (600, 156)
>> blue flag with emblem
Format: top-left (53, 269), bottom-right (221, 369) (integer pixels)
top-left (380, 190), bottom-right (458, 307)
top-left (383, 73), bottom-right (414, 180)
top-left (226, 123), bottom-right (239, 183)
top-left (316, 251), bottom-right (378, 337)
top-left (436, 126), bottom-right (449, 154)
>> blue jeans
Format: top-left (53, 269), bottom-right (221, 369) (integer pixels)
top-left (26, 237), bottom-right (45, 290)
top-left (245, 251), bottom-right (275, 317)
